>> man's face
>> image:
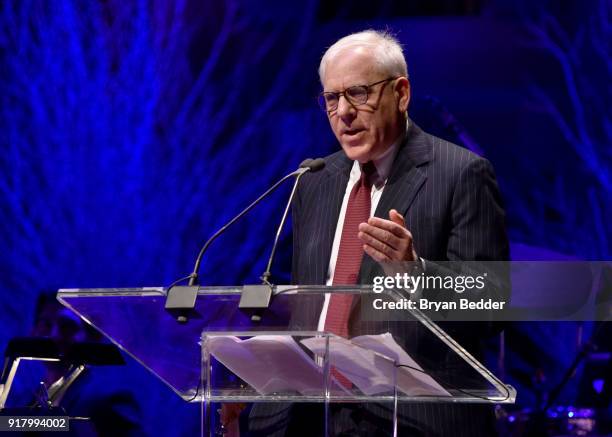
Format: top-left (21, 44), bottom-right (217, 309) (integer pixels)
top-left (322, 47), bottom-right (410, 163)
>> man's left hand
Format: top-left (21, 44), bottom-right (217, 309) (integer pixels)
top-left (358, 209), bottom-right (418, 263)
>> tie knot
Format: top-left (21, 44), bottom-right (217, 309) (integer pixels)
top-left (362, 161), bottom-right (376, 175)
top-left (360, 161), bottom-right (376, 185)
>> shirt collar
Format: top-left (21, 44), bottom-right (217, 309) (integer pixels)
top-left (351, 119), bottom-right (410, 186)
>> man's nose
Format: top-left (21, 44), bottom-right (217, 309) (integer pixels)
top-left (336, 94), bottom-right (356, 119)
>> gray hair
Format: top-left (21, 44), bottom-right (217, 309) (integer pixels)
top-left (318, 29), bottom-right (408, 84)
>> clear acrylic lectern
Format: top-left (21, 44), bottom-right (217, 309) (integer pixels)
top-left (58, 285), bottom-right (515, 436)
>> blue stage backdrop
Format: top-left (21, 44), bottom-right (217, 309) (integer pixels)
top-left (1, 0), bottom-right (609, 434)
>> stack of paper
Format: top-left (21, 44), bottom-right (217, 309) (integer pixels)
top-left (302, 333), bottom-right (450, 397)
top-left (205, 333), bottom-right (450, 397)
top-left (205, 335), bottom-right (342, 395)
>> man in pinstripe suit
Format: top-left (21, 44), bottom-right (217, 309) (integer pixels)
top-left (248, 30), bottom-right (508, 436)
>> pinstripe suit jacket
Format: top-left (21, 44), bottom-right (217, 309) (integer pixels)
top-left (248, 122), bottom-right (509, 436)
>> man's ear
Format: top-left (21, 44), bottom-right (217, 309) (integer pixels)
top-left (394, 77), bottom-right (410, 113)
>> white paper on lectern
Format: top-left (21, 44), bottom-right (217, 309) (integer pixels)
top-left (205, 335), bottom-right (345, 396)
top-left (301, 333), bottom-right (451, 397)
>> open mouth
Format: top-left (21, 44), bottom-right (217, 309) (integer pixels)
top-left (343, 128), bottom-right (364, 136)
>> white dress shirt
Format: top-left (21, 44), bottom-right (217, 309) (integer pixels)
top-left (317, 135), bottom-right (404, 331)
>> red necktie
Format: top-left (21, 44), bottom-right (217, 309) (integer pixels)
top-left (325, 162), bottom-right (375, 386)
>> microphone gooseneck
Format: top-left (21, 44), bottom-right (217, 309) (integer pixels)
top-left (260, 159), bottom-right (325, 285)
top-left (166, 158), bottom-right (326, 323)
top-left (186, 158), bottom-right (324, 287)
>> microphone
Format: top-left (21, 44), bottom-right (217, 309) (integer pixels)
top-left (165, 158), bottom-right (325, 322)
top-left (241, 158), bottom-right (325, 321)
top-left (188, 158), bottom-right (322, 286)
top-left (260, 158), bottom-right (325, 285)
top-left (303, 158), bottom-right (325, 172)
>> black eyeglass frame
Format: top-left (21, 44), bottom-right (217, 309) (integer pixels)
top-left (317, 77), bottom-right (398, 112)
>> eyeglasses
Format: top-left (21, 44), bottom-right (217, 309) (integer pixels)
top-left (318, 77), bottom-right (397, 112)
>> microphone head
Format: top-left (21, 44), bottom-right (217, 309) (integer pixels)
top-left (299, 158), bottom-right (314, 168)
top-left (297, 158), bottom-right (325, 174)
top-left (308, 158), bottom-right (326, 172)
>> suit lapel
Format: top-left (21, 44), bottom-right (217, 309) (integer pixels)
top-left (311, 153), bottom-right (352, 284)
top-left (360, 122), bottom-right (432, 282)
